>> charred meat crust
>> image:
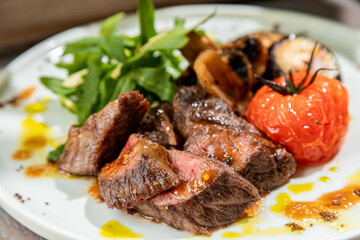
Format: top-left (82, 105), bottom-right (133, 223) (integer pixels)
top-left (136, 103), bottom-right (181, 148)
top-left (58, 91), bottom-right (149, 175)
top-left (173, 86), bottom-right (296, 194)
top-left (98, 134), bottom-right (180, 210)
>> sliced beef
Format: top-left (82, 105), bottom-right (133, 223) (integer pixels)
top-left (185, 124), bottom-right (296, 194)
top-left (173, 85), bottom-right (206, 138)
top-left (173, 86), bottom-right (296, 194)
top-left (134, 150), bottom-right (260, 235)
top-left (98, 134), bottom-right (180, 210)
top-left (136, 103), bottom-right (180, 148)
top-left (58, 91), bottom-right (149, 175)
top-left (173, 86), bottom-right (259, 138)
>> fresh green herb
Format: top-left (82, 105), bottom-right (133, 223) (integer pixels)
top-left (41, 0), bottom-right (213, 125)
top-left (47, 144), bottom-right (66, 162)
top-left (40, 0), bottom-right (214, 161)
top-left (137, 0), bottom-right (156, 44)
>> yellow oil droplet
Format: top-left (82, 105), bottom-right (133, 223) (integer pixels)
top-left (221, 215), bottom-right (294, 238)
top-left (271, 193), bottom-right (293, 213)
top-left (319, 176), bottom-right (331, 183)
top-left (287, 183), bottom-right (314, 195)
top-left (49, 136), bottom-right (67, 149)
top-left (348, 170), bottom-right (360, 183)
top-left (24, 103), bottom-right (46, 114)
top-left (100, 220), bottom-right (142, 239)
top-left (24, 98), bottom-right (51, 115)
top-left (329, 167), bottom-right (339, 172)
top-left (42, 97), bottom-right (52, 102)
top-left (20, 117), bottom-right (51, 149)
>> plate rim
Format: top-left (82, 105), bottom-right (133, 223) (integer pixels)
top-left (1, 4), bottom-right (360, 240)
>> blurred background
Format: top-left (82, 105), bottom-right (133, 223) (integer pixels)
top-left (0, 0), bottom-right (360, 239)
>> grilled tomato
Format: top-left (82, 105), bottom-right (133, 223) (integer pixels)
top-left (245, 71), bottom-right (349, 166)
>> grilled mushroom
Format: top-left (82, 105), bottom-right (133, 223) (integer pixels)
top-left (221, 49), bottom-right (254, 90)
top-left (265, 35), bottom-right (341, 80)
top-left (181, 32), bottom-right (220, 67)
top-left (194, 49), bottom-right (251, 116)
top-left (222, 32), bottom-right (284, 77)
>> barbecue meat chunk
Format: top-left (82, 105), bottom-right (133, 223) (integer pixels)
top-left (185, 124), bottom-right (296, 194)
top-left (173, 86), bottom-right (259, 138)
top-left (173, 86), bottom-right (296, 194)
top-left (58, 91), bottom-right (149, 175)
top-left (173, 85), bottom-right (206, 138)
top-left (98, 134), bottom-right (180, 210)
top-left (136, 103), bottom-right (180, 148)
top-left (134, 150), bottom-right (260, 235)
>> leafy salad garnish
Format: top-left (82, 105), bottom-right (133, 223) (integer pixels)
top-left (41, 0), bottom-right (214, 161)
top-left (41, 0), bottom-right (214, 125)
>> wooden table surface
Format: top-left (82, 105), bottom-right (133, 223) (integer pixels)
top-left (0, 0), bottom-right (359, 239)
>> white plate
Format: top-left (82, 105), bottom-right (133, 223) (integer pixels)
top-left (1, 4), bottom-right (360, 240)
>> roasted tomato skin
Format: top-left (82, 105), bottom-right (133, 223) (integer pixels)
top-left (245, 72), bottom-right (349, 166)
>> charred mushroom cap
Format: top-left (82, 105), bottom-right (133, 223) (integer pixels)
top-left (181, 32), bottom-right (220, 67)
top-left (220, 49), bottom-right (254, 90)
top-left (193, 49), bottom-right (252, 116)
top-left (264, 35), bottom-right (341, 81)
top-left (222, 32), bottom-right (284, 77)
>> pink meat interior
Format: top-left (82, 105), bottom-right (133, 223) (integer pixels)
top-left (151, 150), bottom-right (218, 205)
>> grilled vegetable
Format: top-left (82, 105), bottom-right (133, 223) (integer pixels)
top-left (181, 31), bottom-right (220, 66)
top-left (222, 32), bottom-right (283, 77)
top-left (264, 35), bottom-right (341, 80)
top-left (221, 49), bottom-right (254, 91)
top-left (194, 49), bottom-right (251, 115)
top-left (246, 45), bottom-right (348, 165)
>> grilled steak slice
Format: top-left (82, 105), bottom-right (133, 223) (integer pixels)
top-left (185, 124), bottom-right (296, 194)
top-left (135, 150), bottom-right (260, 235)
top-left (173, 86), bottom-right (258, 138)
top-left (173, 86), bottom-right (296, 194)
top-left (98, 134), bottom-right (180, 210)
top-left (173, 86), bottom-right (206, 138)
top-left (58, 91), bottom-right (149, 175)
top-left (137, 103), bottom-right (180, 147)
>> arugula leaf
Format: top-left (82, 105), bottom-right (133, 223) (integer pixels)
top-left (120, 74), bottom-right (137, 94)
top-left (63, 38), bottom-right (103, 56)
top-left (137, 0), bottom-right (156, 44)
top-left (190, 9), bottom-right (216, 31)
top-left (100, 35), bottom-right (126, 62)
top-left (47, 144), bottom-right (65, 162)
top-left (100, 13), bottom-right (125, 38)
top-left (110, 72), bottom-right (137, 101)
top-left (56, 54), bottom-right (88, 75)
top-left (40, 77), bottom-right (77, 95)
top-left (122, 52), bottom-right (162, 75)
top-left (77, 58), bottom-right (102, 124)
top-left (140, 18), bottom-right (189, 52)
top-left (136, 67), bottom-right (179, 102)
